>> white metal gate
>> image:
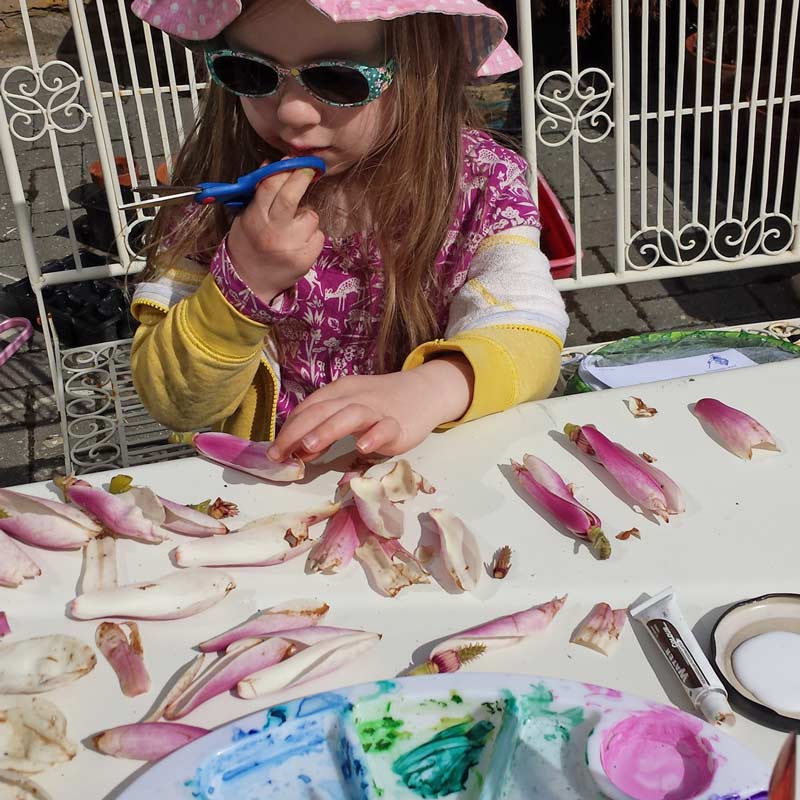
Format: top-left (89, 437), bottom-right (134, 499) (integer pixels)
top-left (1, 0), bottom-right (798, 472)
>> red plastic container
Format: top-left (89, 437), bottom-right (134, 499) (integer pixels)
top-left (537, 172), bottom-right (577, 280)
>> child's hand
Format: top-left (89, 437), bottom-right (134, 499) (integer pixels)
top-left (267, 356), bottom-right (475, 462)
top-left (227, 166), bottom-right (324, 304)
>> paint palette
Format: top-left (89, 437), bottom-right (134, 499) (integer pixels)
top-left (118, 674), bottom-right (769, 800)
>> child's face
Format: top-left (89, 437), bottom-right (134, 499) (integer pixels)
top-left (226, 1), bottom-right (392, 176)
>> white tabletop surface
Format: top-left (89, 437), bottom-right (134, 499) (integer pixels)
top-left (3, 359), bottom-right (797, 799)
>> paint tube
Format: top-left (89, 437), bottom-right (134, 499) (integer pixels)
top-left (630, 586), bottom-right (735, 727)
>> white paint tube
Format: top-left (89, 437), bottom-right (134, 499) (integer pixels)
top-left (630, 586), bottom-right (735, 727)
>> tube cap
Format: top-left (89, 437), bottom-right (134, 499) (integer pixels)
top-left (699, 690), bottom-right (736, 727)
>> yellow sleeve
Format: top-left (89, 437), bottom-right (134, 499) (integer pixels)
top-left (402, 324), bottom-right (562, 428)
top-left (130, 274), bottom-right (273, 434)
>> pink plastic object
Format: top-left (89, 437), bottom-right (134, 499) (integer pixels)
top-left (0, 317), bottom-right (32, 368)
top-left (538, 172), bottom-right (578, 280)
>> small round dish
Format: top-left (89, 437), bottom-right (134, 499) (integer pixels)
top-left (710, 593), bottom-right (800, 732)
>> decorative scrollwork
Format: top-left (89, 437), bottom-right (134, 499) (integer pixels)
top-left (625, 213), bottom-right (794, 269)
top-left (0, 61), bottom-right (89, 142)
top-left (535, 68), bottom-right (613, 147)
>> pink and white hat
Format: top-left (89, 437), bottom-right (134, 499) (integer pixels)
top-left (130, 0), bottom-right (521, 77)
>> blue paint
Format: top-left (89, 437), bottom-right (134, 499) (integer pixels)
top-left (220, 735), bottom-right (326, 782)
top-left (296, 691), bottom-right (351, 718)
top-left (298, 774), bottom-right (311, 784)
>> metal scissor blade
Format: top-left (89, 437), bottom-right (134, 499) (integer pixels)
top-left (118, 189), bottom-right (200, 211)
top-left (130, 184), bottom-right (201, 196)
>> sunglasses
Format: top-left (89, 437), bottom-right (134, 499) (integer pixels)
top-left (205, 48), bottom-right (395, 108)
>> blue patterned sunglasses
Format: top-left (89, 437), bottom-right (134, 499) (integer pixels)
top-left (205, 47), bottom-right (395, 108)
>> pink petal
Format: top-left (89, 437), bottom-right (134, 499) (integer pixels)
top-left (0, 532), bottom-right (41, 587)
top-left (93, 722), bottom-right (207, 761)
top-left (349, 477), bottom-right (404, 538)
top-left (66, 485), bottom-right (166, 543)
top-left (355, 534), bottom-right (428, 597)
top-left (617, 445), bottom-right (685, 515)
top-left (159, 496), bottom-right (227, 536)
top-left (96, 622), bottom-right (151, 697)
top-left (80, 536), bottom-right (117, 594)
top-left (306, 506), bottom-right (359, 574)
top-left (0, 613), bottom-right (10, 638)
top-left (184, 432), bottom-right (304, 482)
top-left (694, 398), bottom-right (780, 460)
top-left (431, 596), bottom-right (567, 657)
top-left (143, 654), bottom-right (206, 722)
top-left (198, 600), bottom-right (329, 652)
top-left (571, 602), bottom-right (627, 656)
top-left (0, 489), bottom-right (100, 532)
top-left (164, 637), bottom-right (292, 719)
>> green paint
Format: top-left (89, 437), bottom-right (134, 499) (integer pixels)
top-left (450, 692), bottom-right (463, 704)
top-left (517, 683), bottom-right (584, 743)
top-left (392, 720), bottom-right (495, 798)
top-left (481, 700), bottom-right (504, 715)
top-left (433, 715), bottom-right (473, 731)
top-left (357, 716), bottom-right (411, 753)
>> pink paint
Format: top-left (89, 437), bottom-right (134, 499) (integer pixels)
top-left (600, 709), bottom-right (718, 800)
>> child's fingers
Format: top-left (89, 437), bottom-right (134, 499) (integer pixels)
top-left (295, 403), bottom-right (381, 456)
top-left (355, 417), bottom-right (402, 455)
top-left (269, 168), bottom-right (316, 225)
top-left (249, 169), bottom-right (294, 218)
top-left (268, 398), bottom-right (345, 460)
top-left (294, 208), bottom-right (320, 242)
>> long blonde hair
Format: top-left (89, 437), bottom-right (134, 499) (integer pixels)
top-left (143, 11), bottom-right (484, 370)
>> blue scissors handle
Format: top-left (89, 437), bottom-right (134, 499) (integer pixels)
top-left (194, 156), bottom-right (326, 209)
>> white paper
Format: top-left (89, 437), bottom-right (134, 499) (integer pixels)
top-left (581, 348), bottom-right (758, 389)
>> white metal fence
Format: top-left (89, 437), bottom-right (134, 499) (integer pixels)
top-left (1, 0), bottom-right (798, 472)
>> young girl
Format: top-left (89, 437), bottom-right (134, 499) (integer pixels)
top-left (130, 0), bottom-right (569, 463)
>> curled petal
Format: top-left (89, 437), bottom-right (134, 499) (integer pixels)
top-left (571, 602), bottom-right (627, 656)
top-left (514, 456), bottom-right (610, 560)
top-left (566, 424), bottom-right (682, 522)
top-left (164, 638), bottom-right (293, 720)
top-left (0, 698), bottom-right (76, 773)
top-left (349, 477), bottom-right (404, 539)
top-left (93, 722), bottom-right (207, 761)
top-left (66, 484), bottom-right (166, 544)
top-left (236, 629), bottom-right (380, 700)
top-left (158, 496), bottom-right (227, 537)
top-left (431, 596), bottom-right (567, 658)
top-left (198, 599), bottom-right (329, 653)
top-left (69, 568), bottom-right (236, 621)
top-left (0, 532), bottom-right (41, 587)
top-left (143, 654), bottom-right (206, 723)
top-left (171, 431), bottom-right (304, 482)
top-left (306, 506), bottom-right (359, 574)
top-left (694, 398), bottom-right (780, 460)
top-left (0, 488), bottom-right (98, 550)
top-left (425, 509), bottom-right (482, 592)
top-left (96, 622), bottom-right (151, 697)
top-left (0, 770), bottom-right (52, 799)
top-left (0, 635), bottom-right (95, 694)
top-left (367, 460), bottom-right (436, 502)
top-left (174, 521), bottom-right (311, 567)
top-left (355, 535), bottom-right (429, 597)
top-left (80, 535), bottom-right (117, 594)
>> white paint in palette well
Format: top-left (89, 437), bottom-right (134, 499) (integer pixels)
top-left (732, 631), bottom-right (800, 715)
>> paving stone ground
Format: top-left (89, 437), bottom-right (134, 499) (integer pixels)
top-left (1, 20), bottom-right (799, 486)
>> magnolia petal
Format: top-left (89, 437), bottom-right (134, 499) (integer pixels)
top-left (306, 506), bottom-right (359, 574)
top-left (0, 770), bottom-right (52, 799)
top-left (349, 477), bottom-right (404, 539)
top-left (96, 623), bottom-right (151, 697)
top-left (694, 398), bottom-right (780, 460)
top-left (431, 596), bottom-right (567, 657)
top-left (93, 722), bottom-right (207, 761)
top-left (0, 489), bottom-right (100, 532)
top-left (0, 491), bottom-right (94, 551)
top-left (175, 431), bottom-right (305, 482)
top-left (66, 484), bottom-right (166, 544)
top-left (236, 630), bottom-right (380, 700)
top-left (370, 460), bottom-right (436, 502)
top-left (0, 698), bottom-right (76, 773)
top-left (569, 424), bottom-right (672, 522)
top-left (198, 600), bottom-right (329, 653)
top-left (80, 535), bottom-right (117, 594)
top-left (0, 532), bottom-right (40, 588)
top-left (159, 496), bottom-right (227, 537)
top-left (143, 654), bottom-right (206, 723)
top-left (0, 615), bottom-right (9, 639)
top-left (69, 568), bottom-right (236, 621)
top-left (355, 535), bottom-right (422, 597)
top-left (427, 509), bottom-right (481, 592)
top-left (164, 638), bottom-right (293, 720)
top-left (571, 602), bottom-right (627, 656)
top-left (173, 522), bottom-right (311, 568)
top-left (617, 444), bottom-right (685, 515)
top-left (0, 635), bottom-right (95, 694)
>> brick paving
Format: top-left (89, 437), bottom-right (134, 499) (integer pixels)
top-left (1, 17), bottom-right (800, 486)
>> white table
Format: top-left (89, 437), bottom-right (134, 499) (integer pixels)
top-left (3, 360), bottom-right (797, 799)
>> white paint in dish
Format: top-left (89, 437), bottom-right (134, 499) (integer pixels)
top-left (732, 631), bottom-right (800, 714)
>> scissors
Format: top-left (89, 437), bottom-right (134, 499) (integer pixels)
top-left (119, 156), bottom-right (326, 211)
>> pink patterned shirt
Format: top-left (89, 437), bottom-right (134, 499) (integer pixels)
top-left (211, 129), bottom-right (541, 425)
